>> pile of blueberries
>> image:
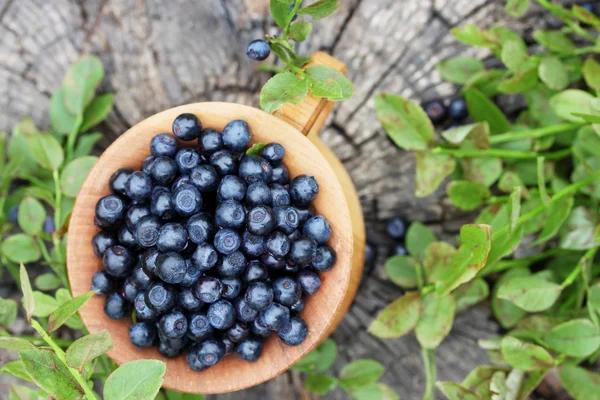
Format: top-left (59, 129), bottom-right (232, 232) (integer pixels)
top-left (90, 113), bottom-right (337, 371)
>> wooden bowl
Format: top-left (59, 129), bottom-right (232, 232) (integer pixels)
top-left (67, 53), bottom-right (365, 394)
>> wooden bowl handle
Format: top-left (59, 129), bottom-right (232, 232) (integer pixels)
top-left (273, 51), bottom-right (346, 137)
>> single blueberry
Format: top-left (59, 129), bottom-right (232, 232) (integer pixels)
top-left (157, 222), bottom-right (188, 253)
top-left (266, 231), bottom-right (290, 259)
top-left (175, 149), bottom-right (201, 175)
top-left (226, 322), bottom-right (250, 343)
top-left (126, 204), bottom-right (152, 231)
top-left (250, 318), bottom-right (271, 337)
top-left (272, 276), bottom-right (301, 307)
top-left (449, 97), bottom-right (468, 121)
top-left (245, 281), bottom-right (274, 311)
top-left (217, 175), bottom-right (247, 202)
top-left (221, 277), bottom-right (243, 301)
top-left (125, 171), bottom-right (153, 202)
top-left (198, 339), bottom-right (226, 367)
top-left (156, 252), bottom-right (187, 284)
top-left (313, 245), bottom-right (337, 272)
top-left (150, 189), bottom-right (175, 221)
top-left (297, 270), bottom-right (321, 294)
top-left (104, 293), bottom-right (130, 320)
top-left (270, 184), bottom-right (291, 207)
top-left (180, 259), bottom-right (202, 287)
top-left (186, 345), bottom-right (208, 371)
top-left (91, 270), bottom-right (113, 295)
top-left (271, 164), bottom-right (289, 185)
top-left (194, 276), bottom-right (223, 304)
top-left (122, 277), bottom-right (141, 303)
top-left (141, 247), bottom-right (160, 277)
top-left (92, 231), bottom-right (118, 257)
top-left (186, 213), bottom-right (216, 244)
top-left (207, 299), bottom-right (236, 330)
top-left (278, 316), bottom-right (308, 346)
top-left (215, 199), bottom-right (246, 230)
top-left (261, 252), bottom-right (286, 270)
top-left (422, 99), bottom-right (448, 125)
top-left (95, 195), bottom-right (126, 229)
top-left (145, 281), bottom-right (176, 314)
top-left (118, 226), bottom-right (140, 250)
top-left (386, 217), bottom-right (406, 239)
top-left (259, 302), bottom-right (290, 331)
top-left (235, 298), bottom-right (259, 323)
top-left (159, 310), bottom-right (188, 339)
top-left (109, 168), bottom-right (134, 197)
top-left (134, 215), bottom-right (162, 248)
top-left (242, 260), bottom-right (268, 283)
top-left (290, 175), bottom-right (319, 206)
top-left (222, 120), bottom-right (252, 152)
top-left (132, 265), bottom-right (152, 289)
top-left (129, 322), bottom-right (157, 348)
top-left (190, 243), bottom-right (219, 272)
top-left (8, 205), bottom-right (19, 222)
top-left (214, 228), bottom-right (242, 255)
top-left (172, 184), bottom-right (202, 217)
top-left (395, 244), bottom-right (408, 256)
top-left (199, 129), bottom-right (224, 154)
top-left (273, 206), bottom-right (299, 234)
top-left (134, 292), bottom-right (158, 321)
top-left (177, 288), bottom-right (204, 312)
top-left (173, 113), bottom-right (202, 141)
top-left (103, 245), bottom-right (135, 278)
top-left (290, 298), bottom-right (304, 313)
top-left (171, 174), bottom-right (192, 191)
top-left (209, 150), bottom-right (238, 176)
top-left (288, 237), bottom-right (317, 266)
top-left (150, 133), bottom-right (178, 157)
top-left (261, 143), bottom-right (285, 165)
top-left (241, 232), bottom-right (266, 259)
top-left (189, 164), bottom-right (220, 192)
top-left (188, 313), bottom-right (214, 342)
top-left (149, 156), bottom-right (178, 186)
top-left (303, 216), bottom-right (332, 244)
top-left (245, 182), bottom-right (271, 207)
top-left (239, 155), bottom-right (273, 184)
top-left (246, 39), bottom-right (271, 61)
top-left (246, 206), bottom-right (275, 236)
top-left (216, 251), bottom-right (247, 277)
top-left (237, 337), bottom-right (263, 362)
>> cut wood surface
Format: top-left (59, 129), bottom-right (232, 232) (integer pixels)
top-left (0, 0), bottom-right (571, 398)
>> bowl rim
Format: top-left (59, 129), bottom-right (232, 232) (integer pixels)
top-left (67, 102), bottom-right (354, 394)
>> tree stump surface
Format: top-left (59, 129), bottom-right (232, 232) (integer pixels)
top-left (0, 0), bottom-right (566, 398)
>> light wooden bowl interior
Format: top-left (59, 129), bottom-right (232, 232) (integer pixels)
top-left (67, 102), bottom-right (353, 394)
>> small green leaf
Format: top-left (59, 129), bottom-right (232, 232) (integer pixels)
top-left (0, 297), bottom-right (18, 327)
top-left (17, 197), bottom-right (46, 235)
top-left (464, 88), bottom-right (511, 134)
top-left (559, 366), bottom-right (600, 400)
top-left (498, 170), bottom-right (527, 194)
top-left (560, 206), bottom-right (600, 250)
top-left (544, 319), bottom-right (600, 358)
top-left (447, 181), bottom-right (491, 211)
top-left (8, 384), bottom-right (47, 400)
top-left (339, 359), bottom-right (385, 388)
top-left (462, 157), bottom-right (502, 187)
top-left (260, 72), bottom-right (308, 113)
top-left (441, 122), bottom-right (490, 149)
top-left (415, 152), bottom-right (456, 198)
top-left (505, 0), bottom-right (529, 17)
top-left (104, 359), bottom-right (166, 400)
top-left (289, 21), bottom-right (313, 42)
top-left (31, 291), bottom-right (59, 318)
top-left (1, 235), bottom-right (41, 264)
top-left (550, 89), bottom-right (595, 123)
top-left (490, 371), bottom-right (507, 400)
top-left (20, 264), bottom-right (35, 322)
top-left (297, 0), bottom-right (340, 19)
top-left (351, 383), bottom-right (399, 400)
top-left (50, 87), bottom-right (80, 136)
top-left (34, 273), bottom-right (62, 292)
top-left (305, 374), bottom-right (337, 395)
top-left (48, 291), bottom-right (95, 332)
top-left (369, 291), bottom-right (420, 338)
top-left (496, 68), bottom-right (539, 94)
top-left (415, 293), bottom-right (455, 349)
top-left (583, 57), bottom-right (600, 92)
top-left (525, 85), bottom-right (563, 127)
top-left (62, 55), bottom-right (104, 115)
top-left (451, 24), bottom-right (497, 49)
top-left (80, 94), bottom-right (114, 132)
top-left (539, 56), bottom-right (569, 91)
top-left (453, 279), bottom-right (489, 312)
top-left (507, 186), bottom-right (521, 232)
top-left (314, 338), bottom-right (337, 372)
top-left (497, 275), bottom-right (562, 312)
top-left (1, 360), bottom-right (32, 383)
top-left (492, 269), bottom-right (529, 329)
top-left (423, 241), bottom-right (457, 283)
top-left (533, 195), bottom-right (573, 245)
top-left (73, 132), bottom-right (102, 158)
top-left (486, 224), bottom-right (524, 265)
top-left (270, 0), bottom-right (294, 27)
top-left (385, 256), bottom-right (417, 288)
top-left (501, 336), bottom-right (554, 371)
top-left (532, 30), bottom-right (575, 52)
top-left (375, 93), bottom-right (434, 151)
top-left (436, 382), bottom-right (481, 400)
top-left (518, 369), bottom-right (549, 400)
top-left (246, 143), bottom-right (266, 156)
top-left (501, 39), bottom-right (528, 72)
top-left (405, 222), bottom-right (436, 260)
top-left (27, 134), bottom-right (64, 171)
top-left (0, 337), bottom-right (36, 351)
top-left (464, 69), bottom-right (507, 97)
top-left (305, 65), bottom-right (354, 101)
top-left (437, 57), bottom-right (485, 84)
top-left (60, 156), bottom-right (97, 198)
top-left (66, 330), bottom-right (113, 370)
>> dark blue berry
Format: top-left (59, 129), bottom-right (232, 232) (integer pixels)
top-left (278, 316), bottom-right (308, 346)
top-left (132, 265), bottom-right (152, 289)
top-left (245, 182), bottom-right (271, 207)
top-left (242, 260), bottom-right (268, 283)
top-left (290, 175), bottom-right (319, 206)
top-left (288, 237), bottom-right (317, 265)
top-left (180, 259), bottom-right (202, 287)
top-left (266, 231), bottom-right (290, 259)
top-left (109, 168), bottom-right (134, 197)
top-left (135, 215), bottom-right (162, 248)
top-left (129, 322), bottom-right (157, 348)
top-left (216, 251), bottom-right (247, 277)
top-left (8, 205), bottom-right (19, 222)
top-left (285, 263), bottom-right (300, 274)
top-left (141, 247), bottom-right (160, 277)
top-left (297, 270), bottom-right (321, 294)
top-left (235, 298), bottom-right (259, 323)
top-left (149, 156), bottom-right (178, 186)
top-left (150, 189), bottom-right (175, 220)
top-left (273, 276), bottom-right (301, 307)
top-left (259, 302), bottom-right (289, 331)
top-left (159, 310), bottom-right (188, 339)
top-left (261, 253), bottom-right (286, 270)
top-left (142, 156), bottom-right (156, 174)
top-left (239, 155), bottom-right (272, 184)
top-left (198, 339), bottom-right (226, 367)
top-left (104, 292), bottom-right (130, 320)
top-left (365, 243), bottom-right (375, 264)
top-left (194, 276), bottom-right (223, 304)
top-left (245, 281), bottom-right (274, 311)
top-left (270, 184), bottom-right (291, 207)
top-left (449, 97), bottom-right (468, 121)
top-left (177, 288), bottom-right (204, 312)
top-left (303, 216), bottom-right (331, 244)
top-left (150, 133), bottom-right (178, 157)
top-left (171, 174), bottom-right (192, 191)
top-left (190, 243), bottom-right (219, 272)
top-left (386, 217), bottom-right (406, 239)
top-left (423, 99), bottom-right (448, 125)
top-left (126, 204), bottom-right (152, 231)
top-left (92, 231), bottom-right (118, 257)
top-left (156, 252), bottom-right (187, 284)
top-left (175, 149), bottom-right (201, 175)
top-left (189, 164), bottom-right (220, 192)
top-left (237, 337), bottom-right (263, 362)
top-left (95, 195), bottom-right (126, 229)
top-left (287, 229), bottom-right (301, 242)
top-left (173, 113), bottom-right (202, 141)
top-left (221, 335), bottom-right (235, 355)
top-left (250, 318), bottom-right (270, 337)
top-left (395, 244), bottom-right (408, 256)
top-left (186, 213), bottom-right (215, 244)
top-left (209, 150), bottom-right (238, 177)
top-left (118, 226), bottom-right (140, 250)
top-left (188, 313), bottom-right (214, 342)
top-left (157, 223), bottom-right (188, 253)
top-left (134, 292), bottom-right (158, 321)
top-left (186, 345), bottom-right (208, 371)
top-left (158, 340), bottom-right (185, 358)
top-left (261, 143), bottom-right (285, 165)
top-left (91, 270), bottom-right (113, 295)
top-left (145, 281), bottom-right (176, 314)
top-left (125, 171), bottom-right (153, 202)
top-left (103, 245), bottom-right (135, 278)
top-left (222, 120), bottom-right (252, 152)
top-left (122, 277), bottom-right (141, 303)
top-left (290, 298), bottom-right (304, 313)
top-left (207, 300), bottom-right (236, 330)
top-left (274, 206), bottom-right (299, 234)
top-left (215, 199), bottom-right (246, 229)
top-left (226, 322), bottom-right (250, 343)
top-left (247, 39), bottom-right (271, 61)
top-left (296, 207), bottom-right (314, 227)
top-left (241, 232), bottom-right (266, 259)
top-left (246, 206), bottom-right (275, 236)
top-left (172, 184), bottom-right (202, 217)
top-left (313, 245), bottom-right (336, 272)
top-left (214, 228), bottom-right (241, 255)
top-left (217, 175), bottom-right (246, 202)
top-left (271, 164), bottom-right (289, 185)
top-left (199, 129), bottom-right (224, 154)
top-left (221, 277), bottom-right (243, 300)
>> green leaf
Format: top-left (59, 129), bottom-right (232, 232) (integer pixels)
top-left (464, 88), bottom-right (511, 134)
top-left (289, 21), bottom-right (313, 42)
top-left (573, 5), bottom-right (600, 27)
top-left (464, 69), bottom-right (507, 97)
top-left (66, 330), bottom-right (113, 370)
top-left (590, 283), bottom-right (600, 318)
top-left (1, 235), bottom-right (41, 264)
top-left (339, 359), bottom-right (385, 388)
top-left (305, 65), bottom-right (354, 101)
top-left (246, 143), bottom-right (266, 156)
top-left (260, 72), bottom-right (308, 113)
top-left (17, 197), bottom-right (46, 235)
top-left (453, 279), bottom-right (489, 312)
top-left (48, 291), bottom-right (95, 332)
top-left (415, 152), bottom-right (456, 198)
top-left (104, 359), bottom-right (166, 400)
top-left (423, 242), bottom-right (457, 283)
top-left (369, 291), bottom-right (420, 338)
top-left (507, 186), bottom-right (521, 232)
top-left (583, 58), bottom-right (600, 92)
top-left (27, 134), bottom-right (64, 171)
top-left (314, 338), bottom-right (337, 372)
top-left (560, 206), bottom-right (600, 250)
top-left (525, 85), bottom-right (563, 127)
top-left (447, 181), bottom-right (491, 211)
top-left (518, 369), bottom-right (550, 400)
top-left (9, 119), bottom-right (43, 177)
top-left (405, 222), bottom-right (436, 260)
top-left (501, 336), bottom-right (554, 371)
top-left (18, 264), bottom-right (35, 323)
top-left (544, 319), bottom-right (600, 357)
top-left (501, 39), bottom-right (528, 73)
top-left (62, 55), bottom-right (104, 115)
top-left (497, 275), bottom-right (562, 312)
top-left (270, 0), bottom-right (293, 27)
top-left (385, 256), bottom-right (417, 288)
top-left (0, 337), bottom-right (36, 351)
top-left (50, 87), bottom-right (80, 136)
top-left (1, 360), bottom-right (32, 383)
top-left (80, 94), bottom-right (114, 132)
top-left (8, 384), bottom-right (47, 400)
top-left (297, 0), bottom-right (340, 19)
top-left (34, 273), bottom-right (62, 291)
top-left (436, 382), bottom-right (481, 400)
top-left (305, 375), bottom-right (337, 395)
top-left (375, 93), bottom-right (434, 151)
top-left (559, 366), bottom-right (600, 400)
top-left (532, 30), bottom-right (575, 52)
top-left (539, 56), bottom-right (569, 91)
top-left (30, 291), bottom-right (59, 318)
top-left (60, 156), bottom-right (97, 198)
top-left (497, 68), bottom-right (539, 94)
top-left (532, 195), bottom-right (573, 245)
top-left (0, 297), bottom-right (18, 327)
top-left (73, 132), bottom-right (102, 158)
top-left (437, 57), bottom-right (485, 84)
top-left (19, 349), bottom-right (84, 400)
top-left (441, 122), bottom-right (490, 149)
top-left (451, 24), bottom-right (497, 49)
top-left (351, 383), bottom-right (399, 400)
top-left (415, 293), bottom-right (455, 349)
top-left (505, 0), bottom-right (529, 17)
top-left (550, 89), bottom-right (595, 123)
top-left (462, 157), bottom-right (502, 187)
top-left (486, 224), bottom-right (524, 265)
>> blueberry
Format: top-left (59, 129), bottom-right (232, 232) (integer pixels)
top-left (245, 281), bottom-right (274, 311)
top-left (288, 237), bottom-right (317, 265)
top-left (174, 149), bottom-right (201, 175)
top-left (173, 113), bottom-right (202, 141)
top-left (313, 245), bottom-right (337, 272)
top-left (134, 292), bottom-right (158, 321)
top-left (145, 281), bottom-right (176, 314)
top-left (142, 247), bottom-right (160, 277)
top-left (148, 156), bottom-right (177, 186)
top-left (189, 164), bottom-right (220, 192)
top-left (134, 215), bottom-right (162, 248)
top-left (217, 175), bottom-right (247, 202)
top-left (214, 229), bottom-right (241, 255)
top-left (156, 252), bottom-right (187, 284)
top-left (176, 288), bottom-right (203, 312)
top-left (266, 231), bottom-right (290, 259)
top-left (271, 164), bottom-right (289, 185)
top-left (296, 207), bottom-right (314, 227)
top-left (199, 129), bottom-right (224, 154)
top-left (118, 226), bottom-right (140, 250)
top-left (180, 259), bottom-right (202, 287)
top-left (273, 277), bottom-right (301, 307)
top-left (207, 299), bottom-right (236, 330)
top-left (239, 155), bottom-right (273, 184)
top-left (273, 206), bottom-right (299, 234)
top-left (242, 260), bottom-right (268, 283)
top-left (278, 316), bottom-right (308, 346)
top-left (126, 204), bottom-right (152, 231)
top-left (227, 322), bottom-right (250, 343)
top-left (142, 156), bottom-right (156, 174)
top-left (261, 253), bottom-right (286, 270)
top-left (386, 217), bottom-right (406, 239)
top-left (284, 263), bottom-right (300, 274)
top-left (261, 143), bottom-right (285, 165)
top-left (150, 189), bottom-right (175, 220)
top-left (125, 171), bottom-right (153, 202)
top-left (172, 184), bottom-right (202, 217)
top-left (287, 229), bottom-right (301, 242)
top-left (159, 310), bottom-right (188, 339)
top-left (198, 339), bottom-right (226, 367)
top-left (132, 265), bottom-right (152, 289)
top-left (186, 345), bottom-right (208, 371)
top-left (290, 298), bottom-right (304, 313)
top-left (92, 231), bottom-right (118, 257)
top-left (221, 335), bottom-right (236, 355)
top-left (188, 313), bottom-right (214, 342)
top-left (290, 175), bottom-right (319, 206)
top-left (259, 302), bottom-right (290, 331)
top-left (449, 97), bottom-right (468, 121)
top-left (235, 298), bottom-right (259, 323)
top-left (122, 277), bottom-right (141, 303)
top-left (297, 270), bottom-right (321, 294)
top-left (216, 251), bottom-right (247, 277)
top-left (190, 243), bottom-right (219, 272)
top-left (103, 245), bottom-right (135, 277)
top-left (104, 293), bottom-right (130, 320)
top-left (221, 277), bottom-right (243, 301)
top-left (151, 133), bottom-right (178, 157)
top-left (109, 168), bottom-right (134, 197)
top-left (209, 150), bottom-right (238, 176)
top-left (246, 206), bottom-right (275, 236)
top-left (395, 244), bottom-right (408, 256)
top-left (215, 199), bottom-right (246, 229)
top-left (290, 2), bottom-right (299, 20)
top-left (95, 195), bottom-right (126, 229)
top-left (91, 270), bottom-right (113, 295)
top-left (8, 205), bottom-right (19, 222)
top-left (303, 216), bottom-right (331, 244)
top-left (246, 39), bottom-right (271, 61)
top-left (270, 184), bottom-right (291, 207)
top-left (158, 340), bottom-right (185, 358)
top-left (129, 322), bottom-right (157, 348)
top-left (250, 318), bottom-right (270, 337)
top-left (241, 232), bottom-right (266, 259)
top-left (422, 99), bottom-right (448, 125)
top-left (194, 276), bottom-right (223, 304)
top-left (186, 213), bottom-right (216, 244)
top-left (365, 243), bottom-right (375, 264)
top-left (222, 120), bottom-right (252, 152)
top-left (245, 182), bottom-right (271, 208)
top-left (157, 223), bottom-right (188, 253)
top-left (171, 175), bottom-right (192, 191)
